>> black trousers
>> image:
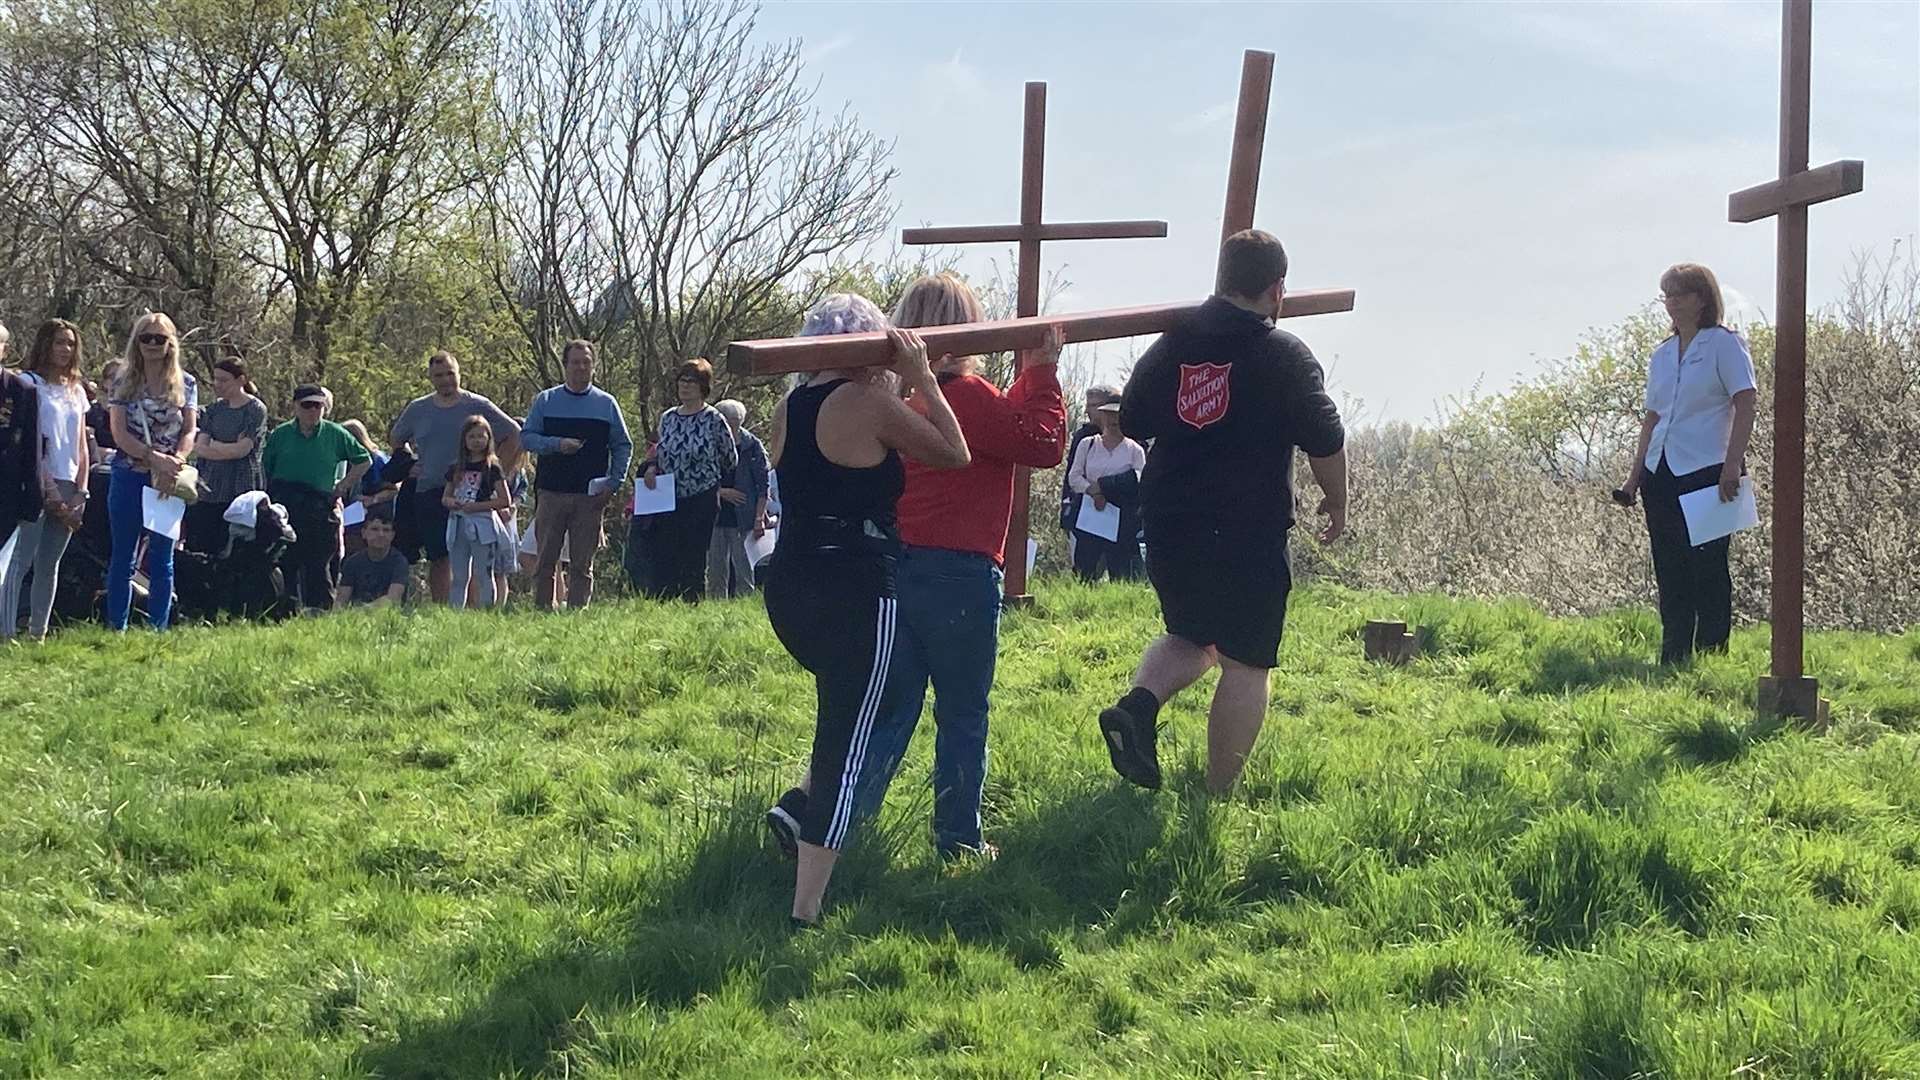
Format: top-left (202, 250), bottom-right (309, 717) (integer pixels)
top-left (1073, 532), bottom-right (1143, 583)
top-left (272, 482), bottom-right (341, 612)
top-left (764, 550), bottom-right (899, 850)
top-left (1642, 457), bottom-right (1734, 665)
top-left (645, 485), bottom-right (718, 602)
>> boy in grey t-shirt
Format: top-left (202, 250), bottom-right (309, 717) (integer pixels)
top-left (335, 511), bottom-right (410, 608)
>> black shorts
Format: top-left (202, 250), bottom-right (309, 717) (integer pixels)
top-left (402, 486), bottom-right (451, 562)
top-left (1144, 515), bottom-right (1293, 669)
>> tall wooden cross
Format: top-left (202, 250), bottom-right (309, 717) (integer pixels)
top-left (1727, 0), bottom-right (1864, 725)
top-left (728, 49), bottom-right (1356, 595)
top-left (899, 80), bottom-right (1168, 603)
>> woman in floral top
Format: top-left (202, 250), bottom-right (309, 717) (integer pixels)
top-left (106, 312), bottom-right (198, 630)
top-left (639, 358), bottom-right (737, 601)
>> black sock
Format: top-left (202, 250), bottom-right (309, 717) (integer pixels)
top-left (1119, 687), bottom-right (1161, 722)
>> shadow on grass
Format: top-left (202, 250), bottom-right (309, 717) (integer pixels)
top-left (350, 781), bottom-right (1165, 1078)
top-left (1526, 644), bottom-right (1662, 695)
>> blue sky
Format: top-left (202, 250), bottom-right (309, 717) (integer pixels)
top-left (751, 0), bottom-right (1918, 422)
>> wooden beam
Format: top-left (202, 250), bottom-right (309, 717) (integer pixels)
top-left (900, 220), bottom-right (1170, 245)
top-left (1017, 82), bottom-right (1047, 319)
top-left (1219, 49), bottom-right (1274, 246)
top-left (728, 289), bottom-right (1357, 375)
top-left (1728, 158), bottom-right (1864, 223)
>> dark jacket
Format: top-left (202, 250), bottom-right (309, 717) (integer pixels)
top-left (1, 369), bottom-right (42, 531)
top-left (1121, 296), bottom-right (1343, 530)
top-left (1090, 460), bottom-right (1145, 542)
top-left (718, 427), bottom-right (769, 529)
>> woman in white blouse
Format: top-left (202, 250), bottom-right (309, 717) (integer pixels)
top-left (1617, 263), bottom-right (1757, 665)
top-left (2, 320), bottom-right (90, 640)
top-left (1069, 400), bottom-right (1147, 582)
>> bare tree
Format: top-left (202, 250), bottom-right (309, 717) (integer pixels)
top-left (487, 0), bottom-right (895, 426)
top-left (0, 0), bottom-right (270, 356)
top-left (482, 0), bottom-right (636, 388)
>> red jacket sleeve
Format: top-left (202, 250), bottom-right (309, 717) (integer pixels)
top-left (948, 367), bottom-right (1067, 469)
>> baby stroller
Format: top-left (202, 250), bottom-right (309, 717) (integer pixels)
top-left (47, 478), bottom-right (299, 626)
top-left (173, 493), bottom-right (300, 623)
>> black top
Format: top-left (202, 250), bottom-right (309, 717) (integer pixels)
top-left (773, 378), bottom-right (904, 558)
top-left (86, 399), bottom-right (116, 457)
top-left (1, 370), bottom-right (41, 529)
top-left (1121, 296), bottom-right (1344, 531)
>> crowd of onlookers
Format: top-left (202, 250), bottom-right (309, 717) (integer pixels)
top-left (0, 317), bottom-right (806, 639)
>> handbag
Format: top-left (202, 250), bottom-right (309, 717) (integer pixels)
top-left (138, 398), bottom-right (200, 504)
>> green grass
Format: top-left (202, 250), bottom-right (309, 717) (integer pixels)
top-left (2, 581), bottom-right (1918, 1078)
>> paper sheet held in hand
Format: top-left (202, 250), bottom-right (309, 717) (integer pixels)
top-left (141, 488), bottom-right (186, 541)
top-left (1075, 501), bottom-right (1122, 542)
top-left (1679, 477), bottom-right (1759, 545)
top-left (631, 473), bottom-right (677, 515)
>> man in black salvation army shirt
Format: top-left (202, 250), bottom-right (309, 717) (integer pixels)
top-left (1098, 228), bottom-right (1349, 795)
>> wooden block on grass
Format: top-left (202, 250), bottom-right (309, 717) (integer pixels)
top-left (1363, 620), bottom-right (1420, 665)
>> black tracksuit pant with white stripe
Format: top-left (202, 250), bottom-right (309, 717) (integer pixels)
top-left (764, 550), bottom-right (901, 851)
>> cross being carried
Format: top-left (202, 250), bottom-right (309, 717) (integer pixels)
top-left (728, 49), bottom-right (1357, 601)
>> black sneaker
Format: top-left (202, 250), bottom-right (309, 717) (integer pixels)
top-left (766, 787), bottom-right (807, 859)
top-left (1098, 703), bottom-right (1162, 790)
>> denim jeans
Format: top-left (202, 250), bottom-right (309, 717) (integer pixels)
top-left (107, 466), bottom-right (174, 630)
top-left (851, 546), bottom-right (1003, 853)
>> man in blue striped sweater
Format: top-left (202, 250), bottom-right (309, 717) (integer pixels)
top-left (521, 339), bottom-right (634, 610)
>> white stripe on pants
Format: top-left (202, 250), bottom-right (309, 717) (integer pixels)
top-left (826, 596), bottom-right (896, 850)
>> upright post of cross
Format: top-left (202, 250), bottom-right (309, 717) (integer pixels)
top-left (901, 81), bottom-right (1170, 605)
top-left (1727, 0), bottom-right (1863, 726)
top-left (1219, 50), bottom-right (1274, 250)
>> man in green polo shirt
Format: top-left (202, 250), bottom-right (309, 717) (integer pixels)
top-left (263, 384), bottom-right (371, 612)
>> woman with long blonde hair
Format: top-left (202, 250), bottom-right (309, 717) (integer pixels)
top-left (106, 312), bottom-right (197, 630)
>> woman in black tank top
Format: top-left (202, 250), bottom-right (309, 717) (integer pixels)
top-left (758, 293), bottom-right (971, 927)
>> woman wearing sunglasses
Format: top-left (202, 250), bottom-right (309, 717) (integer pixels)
top-left (105, 313), bottom-right (197, 630)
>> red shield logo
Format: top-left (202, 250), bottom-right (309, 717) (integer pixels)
top-left (1176, 363), bottom-right (1232, 430)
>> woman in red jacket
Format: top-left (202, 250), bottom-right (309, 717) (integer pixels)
top-left (768, 273), bottom-right (1066, 861)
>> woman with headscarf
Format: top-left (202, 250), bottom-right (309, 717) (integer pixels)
top-left (758, 293), bottom-right (971, 927)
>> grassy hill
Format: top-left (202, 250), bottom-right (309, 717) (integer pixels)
top-left (2, 582), bottom-right (1917, 1079)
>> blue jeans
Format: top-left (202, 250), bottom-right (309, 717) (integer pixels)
top-left (107, 466), bottom-right (174, 630)
top-left (852, 546), bottom-right (1003, 853)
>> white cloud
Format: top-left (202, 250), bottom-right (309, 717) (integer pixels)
top-left (1498, 2), bottom-right (1775, 77)
top-left (801, 32), bottom-right (854, 67)
top-left (920, 48), bottom-right (986, 110)
top-left (1174, 99), bottom-right (1234, 135)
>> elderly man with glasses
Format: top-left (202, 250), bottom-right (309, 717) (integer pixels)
top-left (262, 384), bottom-right (371, 613)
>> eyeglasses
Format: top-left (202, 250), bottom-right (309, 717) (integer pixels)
top-left (137, 333), bottom-right (170, 346)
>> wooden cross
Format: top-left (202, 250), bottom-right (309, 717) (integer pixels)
top-left (899, 80), bottom-right (1167, 604)
top-left (727, 49), bottom-right (1356, 598)
top-left (1728, 0), bottom-right (1864, 725)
